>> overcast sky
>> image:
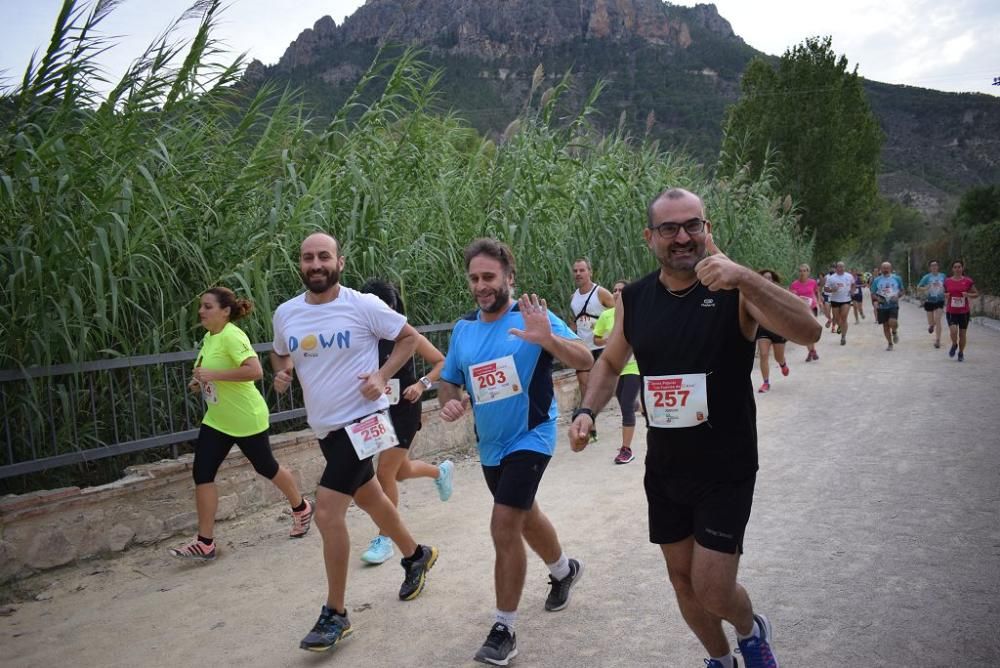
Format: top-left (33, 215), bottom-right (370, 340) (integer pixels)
top-left (1, 0), bottom-right (997, 96)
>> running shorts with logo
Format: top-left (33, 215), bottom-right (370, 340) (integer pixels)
top-left (622, 272), bottom-right (758, 553)
top-left (482, 450), bottom-right (551, 510)
top-left (441, 303), bottom-right (579, 506)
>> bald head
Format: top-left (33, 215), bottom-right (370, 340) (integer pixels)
top-left (880, 262), bottom-right (892, 275)
top-left (301, 232), bottom-right (340, 257)
top-left (646, 188), bottom-right (704, 226)
top-left (299, 232), bottom-right (343, 294)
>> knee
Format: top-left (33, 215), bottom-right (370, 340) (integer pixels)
top-left (667, 567), bottom-right (695, 599)
top-left (490, 510), bottom-right (524, 546)
top-left (253, 459), bottom-right (280, 480)
top-left (691, 575), bottom-right (733, 613)
top-left (313, 500), bottom-right (345, 533)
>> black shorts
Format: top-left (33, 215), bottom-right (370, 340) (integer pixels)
top-left (876, 307), bottom-right (899, 324)
top-left (831, 300), bottom-right (851, 309)
top-left (590, 348), bottom-right (604, 363)
top-left (822, 294), bottom-right (830, 303)
top-left (852, 293), bottom-right (864, 303)
top-left (946, 312), bottom-right (970, 330)
top-left (644, 471), bottom-right (756, 554)
top-left (318, 428), bottom-right (375, 495)
top-left (923, 301), bottom-right (943, 312)
top-left (482, 450), bottom-right (550, 510)
top-left (755, 326), bottom-right (787, 345)
top-left (389, 400), bottom-right (422, 450)
top-left (193, 424), bottom-right (279, 485)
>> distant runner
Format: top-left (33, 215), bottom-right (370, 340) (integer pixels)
top-left (916, 260), bottom-right (946, 349)
top-left (870, 262), bottom-right (904, 351)
top-left (943, 260), bottom-right (979, 361)
top-left (788, 264), bottom-right (822, 362)
top-left (823, 261), bottom-right (854, 345)
top-left (755, 269), bottom-right (790, 393)
top-left (592, 279), bottom-right (641, 464)
top-left (569, 258), bottom-right (615, 443)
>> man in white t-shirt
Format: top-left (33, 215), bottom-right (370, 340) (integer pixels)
top-left (569, 258), bottom-right (613, 441)
top-left (823, 261), bottom-right (855, 345)
top-left (270, 233), bottom-right (438, 654)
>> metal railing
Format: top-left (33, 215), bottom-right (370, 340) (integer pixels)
top-left (0, 323), bottom-right (455, 479)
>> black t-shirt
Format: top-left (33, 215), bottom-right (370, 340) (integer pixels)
top-left (377, 339), bottom-right (421, 424)
top-left (622, 270), bottom-right (757, 482)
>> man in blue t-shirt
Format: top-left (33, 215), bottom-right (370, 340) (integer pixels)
top-left (870, 261), bottom-right (905, 351)
top-left (916, 260), bottom-right (946, 348)
top-left (439, 238), bottom-right (593, 666)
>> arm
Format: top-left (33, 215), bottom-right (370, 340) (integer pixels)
top-left (193, 356), bottom-right (263, 383)
top-left (597, 286), bottom-right (616, 309)
top-left (360, 323), bottom-right (420, 401)
top-left (402, 334), bottom-right (446, 402)
top-left (269, 351), bottom-right (294, 393)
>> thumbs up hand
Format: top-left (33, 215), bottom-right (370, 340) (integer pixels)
top-left (695, 233), bottom-right (748, 291)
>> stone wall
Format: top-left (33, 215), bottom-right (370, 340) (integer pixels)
top-left (973, 293), bottom-right (1000, 319)
top-left (0, 371), bottom-right (580, 585)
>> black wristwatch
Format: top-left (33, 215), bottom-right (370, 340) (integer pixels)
top-left (572, 408), bottom-right (595, 421)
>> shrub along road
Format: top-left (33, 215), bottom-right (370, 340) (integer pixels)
top-left (2, 300), bottom-right (998, 667)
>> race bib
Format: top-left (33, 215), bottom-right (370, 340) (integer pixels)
top-left (384, 378), bottom-right (401, 406)
top-left (798, 295), bottom-right (812, 306)
top-left (469, 355), bottom-right (522, 405)
top-left (644, 373), bottom-right (709, 429)
top-left (347, 412), bottom-right (399, 459)
top-left (950, 296), bottom-right (966, 309)
top-left (202, 381), bottom-right (219, 405)
top-left (928, 282), bottom-right (943, 297)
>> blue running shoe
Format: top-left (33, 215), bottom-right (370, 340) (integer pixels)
top-left (360, 535), bottom-right (394, 564)
top-left (436, 460), bottom-right (454, 502)
top-left (705, 658), bottom-right (738, 668)
top-left (736, 613), bottom-right (779, 668)
top-left (299, 606), bottom-right (352, 652)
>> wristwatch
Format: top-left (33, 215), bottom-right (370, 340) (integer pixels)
top-left (419, 376), bottom-right (433, 389)
top-left (572, 407), bottom-right (595, 421)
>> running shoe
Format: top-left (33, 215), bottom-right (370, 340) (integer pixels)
top-left (810, 351), bottom-right (819, 361)
top-left (169, 537), bottom-right (216, 561)
top-left (614, 447), bottom-right (634, 464)
top-left (958, 352), bottom-right (964, 362)
top-left (928, 325), bottom-right (934, 334)
top-left (779, 363), bottom-right (789, 377)
top-left (933, 342), bottom-right (941, 349)
top-left (299, 606), bottom-right (352, 652)
top-left (949, 344), bottom-right (958, 357)
top-left (840, 334), bottom-right (846, 346)
top-left (545, 558), bottom-right (583, 611)
top-left (736, 613), bottom-right (778, 668)
top-left (757, 381), bottom-right (770, 393)
top-left (804, 351), bottom-right (812, 363)
top-left (886, 343), bottom-right (893, 351)
top-left (435, 460), bottom-right (455, 502)
top-left (705, 658), bottom-right (739, 668)
top-left (361, 535), bottom-right (394, 564)
top-left (399, 544), bottom-right (438, 600)
top-left (892, 330), bottom-right (899, 343)
top-left (474, 622), bottom-right (517, 666)
top-left (289, 498), bottom-right (314, 539)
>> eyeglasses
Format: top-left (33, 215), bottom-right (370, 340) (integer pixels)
top-left (647, 218), bottom-right (707, 239)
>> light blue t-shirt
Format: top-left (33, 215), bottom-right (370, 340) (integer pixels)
top-left (917, 272), bottom-right (945, 303)
top-left (871, 274), bottom-right (904, 309)
top-left (441, 302), bottom-right (579, 466)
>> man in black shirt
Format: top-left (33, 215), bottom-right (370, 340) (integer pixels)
top-left (568, 188), bottom-right (820, 668)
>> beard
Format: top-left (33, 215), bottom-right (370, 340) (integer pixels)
top-left (477, 284), bottom-right (511, 314)
top-left (654, 239), bottom-right (705, 273)
top-left (301, 267), bottom-right (340, 294)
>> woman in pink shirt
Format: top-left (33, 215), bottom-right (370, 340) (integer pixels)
top-left (789, 264), bottom-right (822, 362)
top-left (943, 260), bottom-right (979, 361)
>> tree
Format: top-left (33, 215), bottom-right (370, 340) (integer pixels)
top-left (954, 185), bottom-right (1000, 230)
top-left (720, 36), bottom-right (883, 262)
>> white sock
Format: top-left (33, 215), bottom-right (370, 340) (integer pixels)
top-left (494, 609), bottom-right (517, 631)
top-left (546, 553), bottom-right (571, 581)
top-left (709, 654), bottom-right (735, 667)
top-left (736, 619), bottom-right (760, 641)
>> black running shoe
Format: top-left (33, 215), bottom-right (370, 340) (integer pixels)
top-left (299, 606), bottom-right (352, 652)
top-left (399, 544), bottom-right (438, 600)
top-left (544, 558), bottom-right (583, 611)
top-left (474, 622), bottom-right (518, 665)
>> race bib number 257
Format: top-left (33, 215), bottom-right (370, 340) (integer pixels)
top-left (644, 373), bottom-right (709, 429)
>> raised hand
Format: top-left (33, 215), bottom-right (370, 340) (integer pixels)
top-left (695, 233), bottom-right (748, 291)
top-left (508, 293), bottom-right (553, 344)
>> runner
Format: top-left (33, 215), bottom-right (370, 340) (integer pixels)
top-left (356, 278), bottom-right (455, 565)
top-left (916, 260), bottom-right (946, 349)
top-left (439, 238), bottom-right (592, 666)
top-left (169, 287), bottom-right (313, 561)
top-left (569, 188), bottom-right (820, 668)
top-left (850, 269), bottom-right (866, 323)
top-left (943, 260), bottom-right (979, 361)
top-left (870, 261), bottom-right (904, 351)
top-left (569, 258), bottom-right (615, 443)
top-left (755, 270), bottom-right (790, 393)
top-left (592, 279), bottom-right (641, 464)
top-left (271, 233), bottom-right (438, 653)
top-left (818, 266), bottom-right (834, 328)
top-left (823, 261), bottom-right (854, 345)
top-left (788, 264), bottom-right (821, 362)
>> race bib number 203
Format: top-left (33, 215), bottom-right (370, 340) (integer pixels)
top-left (469, 355), bottom-right (522, 405)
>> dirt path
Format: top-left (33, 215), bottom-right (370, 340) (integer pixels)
top-left (3, 300), bottom-right (999, 667)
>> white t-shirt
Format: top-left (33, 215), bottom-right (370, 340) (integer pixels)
top-left (272, 288), bottom-right (406, 438)
top-left (825, 272), bottom-right (855, 303)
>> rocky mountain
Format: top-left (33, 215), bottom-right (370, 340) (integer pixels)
top-left (244, 0), bottom-right (1000, 214)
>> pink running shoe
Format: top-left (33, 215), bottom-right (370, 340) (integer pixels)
top-left (779, 363), bottom-right (789, 377)
top-left (169, 537), bottom-right (216, 561)
top-left (290, 498), bottom-right (314, 539)
top-left (757, 381), bottom-right (770, 394)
